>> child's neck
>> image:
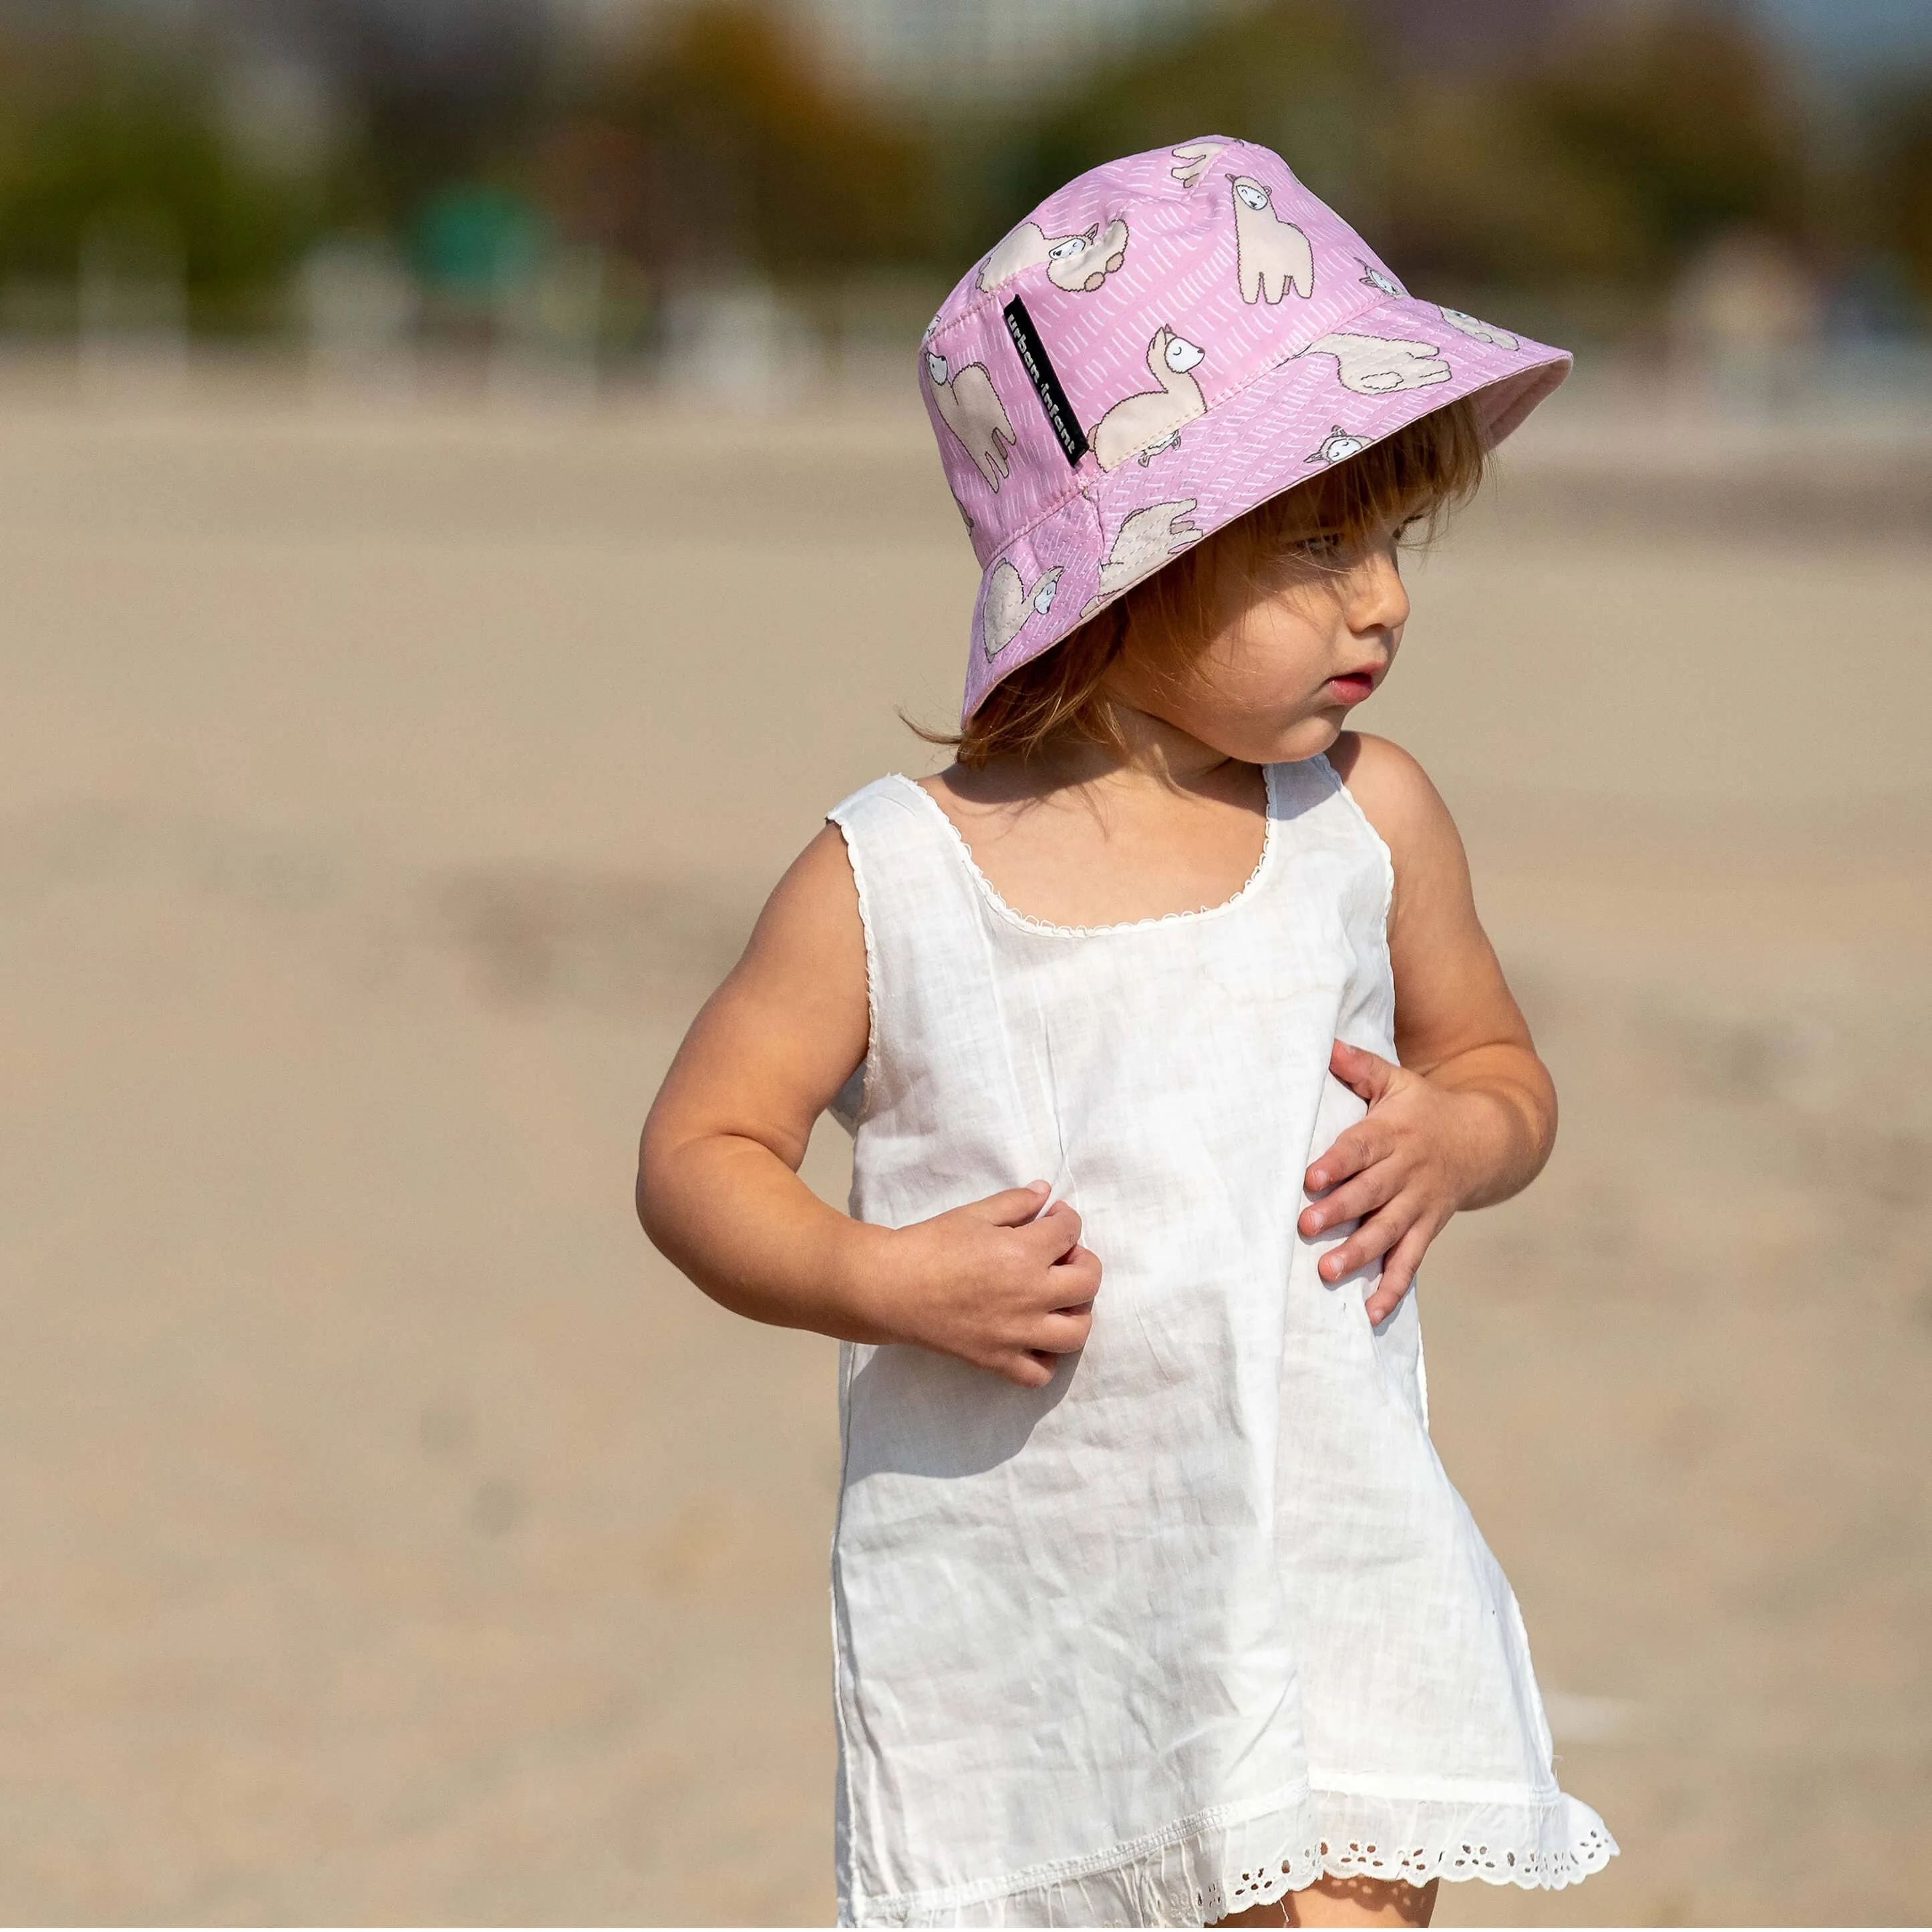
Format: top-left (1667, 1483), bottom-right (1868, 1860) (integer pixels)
top-left (995, 703), bottom-right (1243, 804)
top-left (925, 706), bottom-right (1269, 931)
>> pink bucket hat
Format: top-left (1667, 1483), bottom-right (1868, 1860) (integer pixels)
top-left (920, 137), bottom-right (1571, 721)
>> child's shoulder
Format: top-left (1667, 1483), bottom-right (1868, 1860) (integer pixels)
top-left (1321, 733), bottom-right (1467, 880)
top-left (1324, 730), bottom-right (1438, 805)
top-left (758, 772), bottom-right (934, 957)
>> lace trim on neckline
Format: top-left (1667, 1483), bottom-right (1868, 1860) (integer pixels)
top-left (887, 766), bottom-right (1280, 940)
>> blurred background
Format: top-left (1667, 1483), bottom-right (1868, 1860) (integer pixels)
top-left (1, 0), bottom-right (1929, 1924)
top-left (3, 0), bottom-right (1932, 391)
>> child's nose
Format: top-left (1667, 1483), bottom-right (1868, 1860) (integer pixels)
top-left (1346, 550), bottom-right (1410, 635)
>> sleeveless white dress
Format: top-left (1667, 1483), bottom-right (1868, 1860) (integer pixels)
top-left (825, 760), bottom-right (1614, 1928)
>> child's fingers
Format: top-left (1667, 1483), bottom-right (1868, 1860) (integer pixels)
top-left (977, 1180), bottom-right (1054, 1227)
top-left (1364, 1225), bottom-right (1430, 1325)
top-left (1305, 1125), bottom-right (1384, 1194)
top-left (1001, 1303), bottom-right (1095, 1386)
top-left (1033, 1301), bottom-right (1094, 1353)
top-left (1025, 1200), bottom-right (1085, 1260)
top-left (1297, 1163), bottom-right (1398, 1239)
top-left (1317, 1202), bottom-right (1404, 1283)
top-left (1045, 1243), bottom-right (1101, 1307)
top-left (1329, 1038), bottom-right (1398, 1102)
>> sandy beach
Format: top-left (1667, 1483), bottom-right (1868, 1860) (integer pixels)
top-left (1, 357), bottom-right (1927, 1925)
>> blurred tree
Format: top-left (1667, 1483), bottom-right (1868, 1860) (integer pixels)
top-left (0, 0), bottom-right (1818, 342)
top-left (1367, 1), bottom-right (1810, 317)
top-left (299, 0), bottom-right (553, 226)
top-left (935, 0), bottom-right (1814, 326)
top-left (1511, 4), bottom-right (1806, 276)
top-left (999, 0), bottom-right (1384, 255)
top-left (567, 3), bottom-right (923, 281)
top-left (1374, 75), bottom-right (1656, 295)
top-left (1873, 81), bottom-right (1932, 308)
top-left (0, 34), bottom-right (325, 323)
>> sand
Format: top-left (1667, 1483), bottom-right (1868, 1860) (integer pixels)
top-left (0, 357), bottom-right (1927, 1925)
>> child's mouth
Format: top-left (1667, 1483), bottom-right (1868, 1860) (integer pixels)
top-left (1327, 671), bottom-right (1376, 704)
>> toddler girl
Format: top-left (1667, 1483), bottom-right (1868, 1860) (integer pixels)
top-left (639, 138), bottom-right (1616, 1928)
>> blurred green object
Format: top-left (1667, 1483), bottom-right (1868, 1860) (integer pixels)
top-left (411, 184), bottom-right (548, 303)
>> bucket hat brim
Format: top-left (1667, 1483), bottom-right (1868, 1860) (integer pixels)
top-left (962, 293), bottom-right (1569, 721)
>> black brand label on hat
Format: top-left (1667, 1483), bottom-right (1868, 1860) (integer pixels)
top-left (1002, 296), bottom-right (1088, 466)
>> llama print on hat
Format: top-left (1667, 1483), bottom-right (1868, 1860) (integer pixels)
top-left (1230, 176), bottom-right (1314, 304)
top-left (982, 560), bottom-right (1064, 659)
top-left (927, 350), bottom-right (1019, 490)
top-left (1078, 499), bottom-right (1203, 617)
top-left (1088, 327), bottom-right (1207, 472)
top-left (1304, 332), bottom-right (1452, 395)
top-left (1359, 261), bottom-right (1405, 297)
top-left (1306, 426), bottom-right (1373, 465)
top-left (1170, 142), bottom-right (1225, 190)
top-left (978, 218), bottom-right (1132, 295)
top-left (1438, 306), bottom-right (1520, 350)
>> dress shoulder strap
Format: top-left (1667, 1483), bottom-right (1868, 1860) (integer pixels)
top-left (1266, 754), bottom-right (1395, 879)
top-left (823, 774), bottom-right (991, 1133)
top-left (824, 772), bottom-right (938, 850)
top-left (826, 774), bottom-right (986, 931)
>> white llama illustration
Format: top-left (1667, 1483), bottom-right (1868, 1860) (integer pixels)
top-left (1229, 176), bottom-right (1314, 305)
top-left (982, 560), bottom-right (1064, 659)
top-left (1088, 326), bottom-right (1208, 472)
top-left (926, 350), bottom-right (1019, 491)
top-left (1438, 306), bottom-right (1520, 350)
top-left (1359, 261), bottom-right (1405, 298)
top-left (1303, 332), bottom-right (1452, 395)
top-left (1170, 142), bottom-right (1226, 190)
top-left (1306, 426), bottom-right (1373, 465)
top-left (977, 217), bottom-right (1132, 294)
top-left (977, 224), bottom-right (1043, 292)
top-left (1078, 499), bottom-right (1203, 617)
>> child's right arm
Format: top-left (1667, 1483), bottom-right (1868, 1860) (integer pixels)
top-left (636, 825), bottom-right (1101, 1389)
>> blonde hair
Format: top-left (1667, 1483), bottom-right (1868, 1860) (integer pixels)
top-left (927, 395), bottom-right (1490, 770)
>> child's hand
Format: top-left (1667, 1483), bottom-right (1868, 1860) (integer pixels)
top-left (869, 1182), bottom-right (1100, 1389)
top-left (1299, 1040), bottom-right (1486, 1325)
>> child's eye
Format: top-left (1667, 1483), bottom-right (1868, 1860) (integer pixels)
top-left (1292, 532), bottom-right (1345, 559)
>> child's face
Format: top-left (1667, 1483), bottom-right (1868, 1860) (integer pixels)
top-left (1107, 514), bottom-right (1412, 766)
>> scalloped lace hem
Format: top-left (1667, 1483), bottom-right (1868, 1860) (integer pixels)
top-left (847, 1784), bottom-right (1617, 1926)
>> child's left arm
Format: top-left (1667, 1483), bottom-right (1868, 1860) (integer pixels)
top-left (1308, 732), bottom-right (1557, 1323)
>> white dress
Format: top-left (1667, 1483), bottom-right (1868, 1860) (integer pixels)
top-left (825, 760), bottom-right (1615, 1928)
